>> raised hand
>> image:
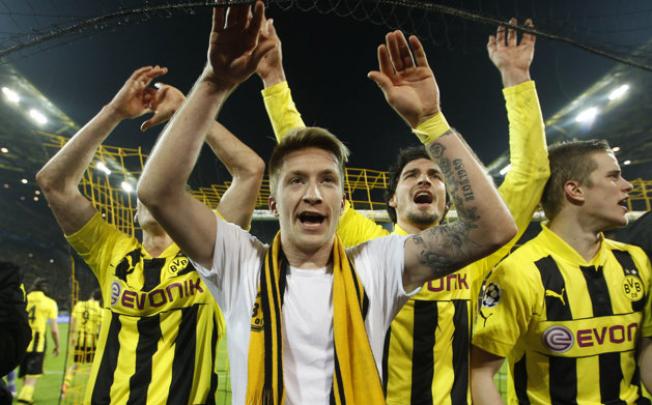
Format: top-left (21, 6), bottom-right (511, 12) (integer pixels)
top-left (487, 18), bottom-right (535, 87)
top-left (205, 1), bottom-right (275, 89)
top-left (255, 19), bottom-right (285, 86)
top-left (107, 66), bottom-right (167, 120)
top-left (140, 84), bottom-right (185, 132)
top-left (368, 31), bottom-right (440, 129)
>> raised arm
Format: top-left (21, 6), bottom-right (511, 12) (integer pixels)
top-left (142, 83), bottom-right (265, 228)
top-left (207, 121), bottom-right (265, 228)
top-left (36, 66), bottom-right (167, 234)
top-left (368, 31), bottom-right (517, 291)
top-left (256, 19), bottom-right (306, 140)
top-left (137, 1), bottom-right (272, 268)
top-left (478, 18), bottom-right (549, 270)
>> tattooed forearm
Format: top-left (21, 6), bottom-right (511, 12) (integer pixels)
top-left (453, 159), bottom-right (475, 202)
top-left (410, 218), bottom-right (481, 278)
top-left (410, 132), bottom-right (483, 278)
top-left (427, 133), bottom-right (479, 222)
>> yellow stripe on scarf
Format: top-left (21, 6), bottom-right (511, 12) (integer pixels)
top-left (246, 234), bottom-right (385, 405)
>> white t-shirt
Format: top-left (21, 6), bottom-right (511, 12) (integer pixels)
top-left (194, 216), bottom-right (416, 405)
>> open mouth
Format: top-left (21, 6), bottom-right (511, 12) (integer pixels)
top-left (618, 198), bottom-right (629, 211)
top-left (413, 191), bottom-right (433, 205)
top-left (298, 212), bottom-right (326, 225)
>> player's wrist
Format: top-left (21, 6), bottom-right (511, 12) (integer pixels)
top-left (500, 68), bottom-right (531, 88)
top-left (260, 69), bottom-right (286, 88)
top-left (412, 112), bottom-right (451, 145)
top-left (101, 103), bottom-right (129, 122)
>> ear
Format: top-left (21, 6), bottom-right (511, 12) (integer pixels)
top-left (563, 180), bottom-right (585, 204)
top-left (388, 193), bottom-right (397, 209)
top-left (268, 195), bottom-right (278, 216)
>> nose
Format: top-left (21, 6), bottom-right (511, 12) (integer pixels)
top-left (623, 178), bottom-right (634, 193)
top-left (303, 181), bottom-right (323, 204)
top-left (417, 172), bottom-right (432, 186)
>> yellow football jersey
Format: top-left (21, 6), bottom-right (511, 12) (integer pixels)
top-left (66, 212), bottom-right (225, 405)
top-left (473, 225), bottom-right (652, 404)
top-left (25, 291), bottom-right (58, 353)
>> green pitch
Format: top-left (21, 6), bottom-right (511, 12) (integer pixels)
top-left (14, 322), bottom-right (233, 404)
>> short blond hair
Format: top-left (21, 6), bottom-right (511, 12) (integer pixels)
top-left (268, 127), bottom-right (350, 194)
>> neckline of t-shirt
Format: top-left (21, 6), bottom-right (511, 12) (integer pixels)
top-left (287, 265), bottom-right (333, 277)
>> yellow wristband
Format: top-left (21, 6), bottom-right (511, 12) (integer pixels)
top-left (412, 112), bottom-right (451, 145)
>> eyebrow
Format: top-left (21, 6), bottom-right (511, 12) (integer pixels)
top-left (402, 168), bottom-right (442, 177)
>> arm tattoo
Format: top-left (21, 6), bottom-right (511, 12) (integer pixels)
top-left (411, 133), bottom-right (482, 278)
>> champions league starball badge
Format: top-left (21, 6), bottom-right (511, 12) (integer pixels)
top-left (482, 282), bottom-right (501, 308)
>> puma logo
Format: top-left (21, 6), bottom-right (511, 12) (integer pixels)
top-left (478, 310), bottom-right (494, 327)
top-left (545, 288), bottom-right (566, 306)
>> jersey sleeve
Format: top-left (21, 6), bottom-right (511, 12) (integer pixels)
top-left (473, 81), bottom-right (550, 279)
top-left (261, 81), bottom-right (306, 141)
top-left (472, 259), bottom-right (540, 357)
top-left (337, 200), bottom-right (389, 247)
top-left (48, 298), bottom-right (58, 320)
top-left (65, 212), bottom-right (131, 284)
top-left (633, 247), bottom-right (652, 338)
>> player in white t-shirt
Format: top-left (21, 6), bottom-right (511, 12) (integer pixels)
top-left (137, 2), bottom-right (517, 404)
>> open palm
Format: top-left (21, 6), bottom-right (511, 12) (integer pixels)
top-left (368, 31), bottom-right (440, 128)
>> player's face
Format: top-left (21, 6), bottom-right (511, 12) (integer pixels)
top-left (270, 147), bottom-right (345, 254)
top-left (581, 151), bottom-right (633, 230)
top-left (390, 158), bottom-right (447, 230)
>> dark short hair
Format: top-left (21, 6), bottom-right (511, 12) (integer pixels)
top-left (384, 145), bottom-right (444, 224)
top-left (268, 127), bottom-right (350, 194)
top-left (541, 139), bottom-right (612, 220)
top-left (30, 277), bottom-right (49, 294)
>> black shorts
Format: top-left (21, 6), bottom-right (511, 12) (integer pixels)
top-left (18, 352), bottom-right (45, 377)
top-left (73, 345), bottom-right (96, 364)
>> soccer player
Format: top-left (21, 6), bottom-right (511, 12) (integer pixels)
top-left (61, 289), bottom-right (103, 398)
top-left (36, 66), bottom-right (265, 404)
top-left (137, 2), bottom-right (517, 403)
top-left (0, 261), bottom-right (30, 403)
top-left (471, 140), bottom-right (652, 404)
top-left (17, 279), bottom-right (60, 404)
top-left (256, 17), bottom-right (547, 404)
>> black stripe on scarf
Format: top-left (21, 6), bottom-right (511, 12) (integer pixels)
top-left (260, 252), bottom-right (275, 402)
top-left (333, 354), bottom-right (347, 405)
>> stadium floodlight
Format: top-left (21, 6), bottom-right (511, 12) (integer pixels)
top-left (96, 161), bottom-right (112, 175)
top-left (499, 164), bottom-right (511, 176)
top-left (575, 107), bottom-right (599, 124)
top-left (33, 196), bottom-right (39, 202)
top-left (29, 108), bottom-right (48, 126)
top-left (21, 178), bottom-right (28, 184)
top-left (608, 84), bottom-right (629, 101)
top-left (612, 146), bottom-right (621, 152)
top-left (2, 87), bottom-right (20, 104)
top-left (121, 181), bottom-right (133, 193)
top-left (49, 259), bottom-right (54, 263)
top-left (1, 147), bottom-right (8, 153)
top-left (623, 160), bottom-right (632, 166)
top-left (34, 190), bottom-right (40, 195)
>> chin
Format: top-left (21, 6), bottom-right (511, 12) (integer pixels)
top-left (408, 212), bottom-right (440, 228)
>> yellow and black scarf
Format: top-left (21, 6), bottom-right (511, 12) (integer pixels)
top-left (246, 233), bottom-right (385, 405)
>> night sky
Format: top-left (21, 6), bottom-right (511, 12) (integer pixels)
top-left (7, 1), bottom-right (649, 188)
